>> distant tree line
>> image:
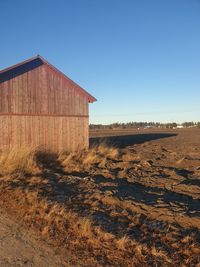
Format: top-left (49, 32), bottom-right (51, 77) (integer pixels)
top-left (90, 121), bottom-right (200, 130)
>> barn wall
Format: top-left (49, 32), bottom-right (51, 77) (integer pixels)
top-left (0, 115), bottom-right (88, 152)
top-left (0, 63), bottom-right (91, 151)
top-left (0, 64), bottom-right (88, 116)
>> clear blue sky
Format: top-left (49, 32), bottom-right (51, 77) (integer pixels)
top-left (1, 0), bottom-right (200, 124)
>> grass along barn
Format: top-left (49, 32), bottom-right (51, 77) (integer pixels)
top-left (0, 55), bottom-right (96, 152)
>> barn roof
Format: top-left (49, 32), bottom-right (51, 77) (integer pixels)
top-left (0, 55), bottom-right (97, 103)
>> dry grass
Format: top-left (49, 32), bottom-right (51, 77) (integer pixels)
top-left (0, 142), bottom-right (120, 176)
top-left (116, 235), bottom-right (131, 250)
top-left (0, 146), bottom-right (40, 176)
top-left (151, 246), bottom-right (171, 263)
top-left (0, 142), bottom-right (199, 266)
top-left (78, 218), bottom-right (93, 238)
top-left (0, 186), bottom-right (149, 266)
top-left (58, 143), bottom-right (120, 171)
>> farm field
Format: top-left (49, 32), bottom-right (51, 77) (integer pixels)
top-left (0, 128), bottom-right (200, 266)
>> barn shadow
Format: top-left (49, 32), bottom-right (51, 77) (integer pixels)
top-left (90, 133), bottom-right (177, 149)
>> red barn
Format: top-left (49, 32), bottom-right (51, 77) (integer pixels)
top-left (0, 55), bottom-right (96, 151)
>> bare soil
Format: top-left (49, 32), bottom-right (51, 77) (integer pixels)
top-left (90, 128), bottom-right (200, 229)
top-left (0, 128), bottom-right (200, 266)
top-left (0, 209), bottom-right (69, 267)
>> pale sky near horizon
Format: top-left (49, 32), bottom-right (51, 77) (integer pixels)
top-left (1, 0), bottom-right (200, 124)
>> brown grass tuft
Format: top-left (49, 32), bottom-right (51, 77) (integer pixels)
top-left (151, 246), bottom-right (171, 262)
top-left (116, 235), bottom-right (131, 250)
top-left (96, 143), bottom-right (119, 160)
top-left (78, 218), bottom-right (93, 238)
top-left (58, 143), bottom-right (120, 171)
top-left (0, 146), bottom-right (40, 176)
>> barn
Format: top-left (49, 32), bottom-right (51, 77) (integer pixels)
top-left (0, 55), bottom-right (96, 151)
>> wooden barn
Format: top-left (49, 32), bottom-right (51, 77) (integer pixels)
top-left (0, 55), bottom-right (96, 151)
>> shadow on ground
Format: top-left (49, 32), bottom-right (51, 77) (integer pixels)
top-left (6, 146), bottom-right (200, 247)
top-left (93, 175), bottom-right (200, 217)
top-left (90, 133), bottom-right (177, 148)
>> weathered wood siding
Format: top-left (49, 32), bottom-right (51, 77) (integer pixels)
top-left (0, 62), bottom-right (90, 151)
top-left (0, 64), bottom-right (88, 116)
top-left (0, 115), bottom-right (88, 151)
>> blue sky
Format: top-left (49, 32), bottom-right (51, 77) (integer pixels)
top-left (1, 0), bottom-right (200, 124)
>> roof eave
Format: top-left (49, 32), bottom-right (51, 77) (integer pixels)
top-left (88, 96), bottom-right (97, 103)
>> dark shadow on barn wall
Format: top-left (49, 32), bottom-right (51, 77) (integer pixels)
top-left (90, 133), bottom-right (177, 149)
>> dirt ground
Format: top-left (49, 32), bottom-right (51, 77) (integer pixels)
top-left (89, 128), bottom-right (200, 229)
top-left (0, 128), bottom-right (200, 266)
top-left (0, 208), bottom-right (69, 267)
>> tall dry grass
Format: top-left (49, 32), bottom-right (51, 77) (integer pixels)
top-left (59, 143), bottom-right (120, 171)
top-left (0, 143), bottom-right (119, 176)
top-left (0, 146), bottom-right (40, 176)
